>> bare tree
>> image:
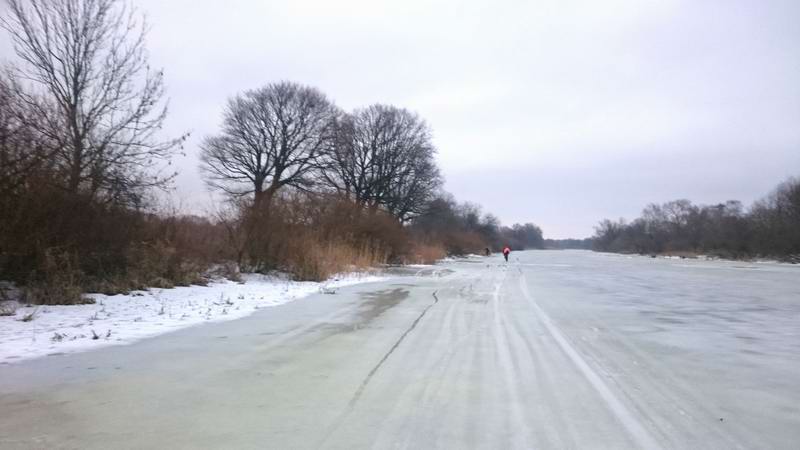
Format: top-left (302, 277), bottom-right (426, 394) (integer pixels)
top-left (384, 151), bottom-right (441, 222)
top-left (323, 104), bottom-right (441, 221)
top-left (751, 177), bottom-right (800, 256)
top-left (0, 70), bottom-right (55, 197)
top-left (200, 81), bottom-right (336, 208)
top-left (1, 0), bottom-right (185, 205)
top-left (500, 223), bottom-right (544, 250)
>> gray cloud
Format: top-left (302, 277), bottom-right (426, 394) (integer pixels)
top-left (6, 0), bottom-right (797, 238)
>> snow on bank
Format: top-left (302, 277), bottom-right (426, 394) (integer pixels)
top-left (0, 272), bottom-right (387, 364)
top-left (437, 254), bottom-right (488, 263)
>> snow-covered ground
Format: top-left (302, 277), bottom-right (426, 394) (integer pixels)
top-left (0, 272), bottom-right (387, 364)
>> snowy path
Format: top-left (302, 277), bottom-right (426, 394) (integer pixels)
top-left (0, 251), bottom-right (798, 449)
top-left (0, 273), bottom-right (386, 363)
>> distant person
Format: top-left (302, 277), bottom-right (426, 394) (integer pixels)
top-left (502, 245), bottom-right (511, 262)
top-left (484, 247), bottom-right (491, 257)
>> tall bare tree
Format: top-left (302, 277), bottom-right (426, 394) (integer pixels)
top-left (751, 177), bottom-right (800, 255)
top-left (0, 70), bottom-right (55, 198)
top-left (200, 81), bottom-right (336, 208)
top-left (383, 148), bottom-right (441, 222)
top-left (323, 104), bottom-right (441, 222)
top-left (1, 0), bottom-right (185, 205)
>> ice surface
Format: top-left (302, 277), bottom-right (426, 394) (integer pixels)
top-left (0, 251), bottom-right (798, 448)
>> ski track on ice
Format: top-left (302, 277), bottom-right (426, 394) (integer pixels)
top-left (518, 274), bottom-right (662, 450)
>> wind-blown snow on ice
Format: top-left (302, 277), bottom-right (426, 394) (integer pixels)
top-left (0, 273), bottom-right (386, 364)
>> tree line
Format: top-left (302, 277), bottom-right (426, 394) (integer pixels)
top-left (195, 81), bottom-right (544, 272)
top-left (199, 85), bottom-right (440, 222)
top-left (592, 178), bottom-right (800, 261)
top-left (0, 0), bottom-right (542, 304)
top-left (544, 238), bottom-right (593, 250)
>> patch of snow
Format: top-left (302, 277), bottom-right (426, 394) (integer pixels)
top-left (0, 272), bottom-right (387, 364)
top-left (437, 254), bottom-right (484, 262)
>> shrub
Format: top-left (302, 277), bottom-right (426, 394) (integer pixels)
top-left (25, 250), bottom-right (92, 305)
top-left (406, 241), bottom-right (447, 264)
top-left (235, 193), bottom-right (405, 278)
top-left (0, 302), bottom-right (17, 316)
top-left (0, 181), bottom-right (229, 303)
top-left (286, 238), bottom-right (388, 281)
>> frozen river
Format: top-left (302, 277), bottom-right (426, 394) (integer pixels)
top-left (1, 250), bottom-right (798, 449)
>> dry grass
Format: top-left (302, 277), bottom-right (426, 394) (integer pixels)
top-left (1, 183), bottom-right (230, 303)
top-left (440, 231), bottom-right (487, 256)
top-left (81, 242), bottom-right (209, 295)
top-left (236, 194), bottom-right (408, 279)
top-left (207, 262), bottom-right (242, 282)
top-left (2, 187), bottom-right (480, 304)
top-left (25, 250), bottom-right (92, 305)
top-left (287, 238), bottom-right (389, 281)
top-left (0, 302), bottom-right (17, 316)
top-left (406, 242), bottom-right (447, 264)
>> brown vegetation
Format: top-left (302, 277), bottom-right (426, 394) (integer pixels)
top-left (225, 194), bottom-right (402, 280)
top-left (0, 0), bottom-right (544, 305)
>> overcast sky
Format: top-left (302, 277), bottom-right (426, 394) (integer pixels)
top-left (5, 0), bottom-right (799, 238)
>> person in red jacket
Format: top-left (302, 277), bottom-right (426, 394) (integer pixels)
top-left (502, 245), bottom-right (511, 262)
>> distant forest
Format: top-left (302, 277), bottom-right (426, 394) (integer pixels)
top-left (544, 238), bottom-right (593, 250)
top-left (591, 177), bottom-right (800, 261)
